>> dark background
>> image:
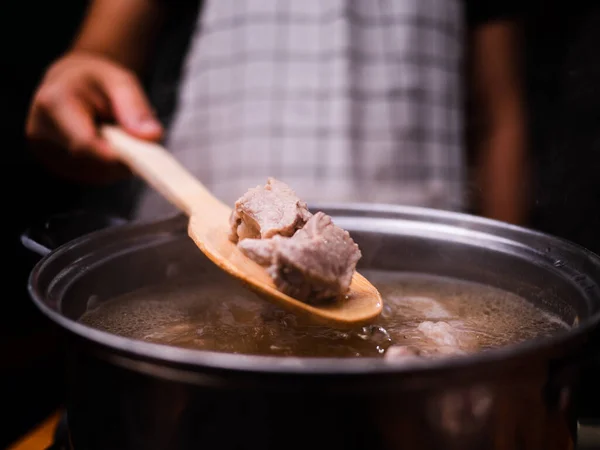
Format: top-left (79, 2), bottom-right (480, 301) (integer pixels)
top-left (1, 0), bottom-right (599, 447)
top-left (2, 2), bottom-right (88, 448)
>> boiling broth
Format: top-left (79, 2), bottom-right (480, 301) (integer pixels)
top-left (79, 270), bottom-right (570, 358)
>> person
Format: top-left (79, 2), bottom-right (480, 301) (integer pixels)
top-left (25, 0), bottom-right (527, 224)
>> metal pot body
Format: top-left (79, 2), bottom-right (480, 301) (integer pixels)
top-left (25, 206), bottom-right (600, 450)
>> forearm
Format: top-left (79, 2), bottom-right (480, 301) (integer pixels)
top-left (71, 0), bottom-right (169, 73)
top-left (478, 113), bottom-right (529, 225)
top-left (471, 20), bottom-right (529, 225)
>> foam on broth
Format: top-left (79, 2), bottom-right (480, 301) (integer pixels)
top-left (79, 270), bottom-right (570, 358)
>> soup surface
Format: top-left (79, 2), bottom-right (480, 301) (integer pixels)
top-left (79, 270), bottom-right (569, 358)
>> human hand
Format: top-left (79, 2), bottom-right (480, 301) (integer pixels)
top-left (25, 51), bottom-right (163, 183)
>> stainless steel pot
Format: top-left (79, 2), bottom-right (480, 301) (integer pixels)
top-left (23, 205), bottom-right (600, 450)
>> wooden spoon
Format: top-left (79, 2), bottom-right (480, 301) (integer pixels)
top-left (101, 125), bottom-right (383, 327)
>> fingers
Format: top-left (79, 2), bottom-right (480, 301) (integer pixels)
top-left (57, 97), bottom-right (117, 159)
top-left (25, 54), bottom-right (164, 170)
top-left (27, 93), bottom-right (117, 162)
top-left (98, 69), bottom-right (163, 141)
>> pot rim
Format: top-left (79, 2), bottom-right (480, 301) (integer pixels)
top-left (27, 203), bottom-right (600, 375)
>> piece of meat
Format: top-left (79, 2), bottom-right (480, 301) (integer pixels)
top-left (417, 321), bottom-right (478, 355)
top-left (229, 178), bottom-right (312, 242)
top-left (268, 212), bottom-right (362, 302)
top-left (237, 237), bottom-right (281, 266)
top-left (401, 296), bottom-right (452, 319)
top-left (417, 321), bottom-right (461, 347)
top-left (230, 178), bottom-right (362, 303)
top-left (384, 345), bottom-right (422, 361)
top-left (238, 211), bottom-right (362, 303)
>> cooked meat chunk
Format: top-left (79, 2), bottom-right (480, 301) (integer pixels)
top-left (417, 321), bottom-right (478, 355)
top-left (237, 237), bottom-right (280, 266)
top-left (384, 345), bottom-right (422, 360)
top-left (402, 296), bottom-right (451, 319)
top-left (238, 212), bottom-right (362, 302)
top-left (229, 178), bottom-right (312, 242)
top-left (417, 321), bottom-right (460, 347)
top-left (230, 178), bottom-right (362, 303)
top-left (268, 212), bottom-right (361, 302)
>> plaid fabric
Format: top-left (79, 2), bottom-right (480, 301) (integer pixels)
top-left (136, 0), bottom-right (466, 220)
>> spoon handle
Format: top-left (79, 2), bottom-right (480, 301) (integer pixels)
top-left (101, 125), bottom-right (224, 216)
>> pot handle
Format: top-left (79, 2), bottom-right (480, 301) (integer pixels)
top-left (21, 210), bottom-right (128, 257)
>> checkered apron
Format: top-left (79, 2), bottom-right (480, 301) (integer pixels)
top-left (135, 0), bottom-right (466, 220)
